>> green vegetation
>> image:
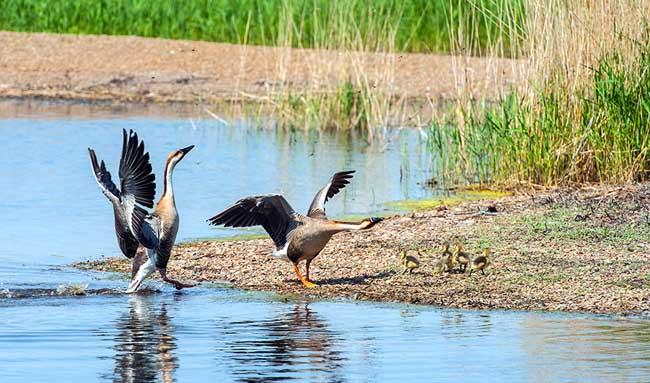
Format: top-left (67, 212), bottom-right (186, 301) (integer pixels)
top-left (515, 207), bottom-right (650, 245)
top-left (386, 189), bottom-right (509, 211)
top-left (0, 0), bottom-right (525, 54)
top-left (428, 2), bottom-right (650, 186)
top-left (3, 1), bottom-right (647, 187)
top-left (430, 38), bottom-right (650, 185)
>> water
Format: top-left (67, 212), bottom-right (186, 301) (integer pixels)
top-left (1, 102), bottom-right (650, 382)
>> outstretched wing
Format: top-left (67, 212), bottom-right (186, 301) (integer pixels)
top-left (88, 148), bottom-right (121, 203)
top-left (307, 170), bottom-right (355, 219)
top-left (88, 129), bottom-right (156, 258)
top-left (89, 147), bottom-right (140, 258)
top-left (207, 195), bottom-right (298, 249)
top-left (118, 129), bottom-right (156, 242)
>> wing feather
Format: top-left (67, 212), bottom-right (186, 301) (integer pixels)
top-left (307, 170), bottom-right (355, 218)
top-left (118, 129), bottom-right (156, 240)
top-left (88, 148), bottom-right (121, 202)
top-left (208, 195), bottom-right (298, 249)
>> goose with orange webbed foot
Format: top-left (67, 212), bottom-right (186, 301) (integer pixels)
top-left (207, 171), bottom-right (383, 288)
top-left (88, 129), bottom-right (196, 293)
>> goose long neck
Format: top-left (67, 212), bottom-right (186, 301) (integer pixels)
top-left (162, 157), bottom-right (176, 202)
top-left (329, 220), bottom-right (369, 231)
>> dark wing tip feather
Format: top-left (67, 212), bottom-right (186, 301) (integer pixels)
top-left (88, 148), bottom-right (98, 169)
top-left (325, 170), bottom-right (356, 200)
top-left (119, 129), bottom-right (156, 209)
top-left (88, 147), bottom-right (122, 199)
top-left (207, 195), bottom-right (293, 248)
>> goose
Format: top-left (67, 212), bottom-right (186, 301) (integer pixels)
top-left (207, 170), bottom-right (383, 288)
top-left (88, 129), bottom-right (195, 293)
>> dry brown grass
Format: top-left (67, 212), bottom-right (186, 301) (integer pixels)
top-left (523, 0), bottom-right (650, 95)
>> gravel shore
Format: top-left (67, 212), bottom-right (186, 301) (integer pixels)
top-left (0, 31), bottom-right (521, 105)
top-left (77, 185), bottom-right (650, 315)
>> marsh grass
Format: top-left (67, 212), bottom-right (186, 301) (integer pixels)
top-left (0, 0), bottom-right (524, 54)
top-left (1, 0), bottom-right (525, 136)
top-left (430, 0), bottom-right (650, 186)
top-left (250, 0), bottom-right (524, 136)
top-left (4, 0), bottom-right (647, 187)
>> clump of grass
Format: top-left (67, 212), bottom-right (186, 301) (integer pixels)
top-left (430, 1), bottom-right (650, 186)
top-left (256, 0), bottom-right (524, 133)
top-left (516, 207), bottom-right (650, 245)
top-left (275, 82), bottom-right (373, 131)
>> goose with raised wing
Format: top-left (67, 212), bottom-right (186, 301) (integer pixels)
top-left (207, 170), bottom-right (383, 288)
top-left (88, 129), bottom-right (196, 293)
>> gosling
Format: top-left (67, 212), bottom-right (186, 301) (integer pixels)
top-left (432, 257), bottom-right (446, 274)
top-left (469, 248), bottom-right (491, 275)
top-left (453, 243), bottom-right (471, 273)
top-left (400, 250), bottom-right (420, 274)
top-left (441, 242), bottom-right (456, 272)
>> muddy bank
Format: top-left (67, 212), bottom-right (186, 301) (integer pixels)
top-left (0, 31), bottom-right (522, 106)
top-left (77, 185), bottom-right (650, 315)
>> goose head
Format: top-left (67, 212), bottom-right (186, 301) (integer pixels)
top-left (483, 248), bottom-right (491, 258)
top-left (363, 217), bottom-right (383, 229)
top-left (166, 145), bottom-right (194, 169)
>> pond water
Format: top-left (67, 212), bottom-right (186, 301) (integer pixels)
top-left (1, 101), bottom-right (650, 382)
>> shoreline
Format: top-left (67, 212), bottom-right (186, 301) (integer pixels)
top-left (76, 184), bottom-right (650, 315)
top-left (0, 31), bottom-right (522, 108)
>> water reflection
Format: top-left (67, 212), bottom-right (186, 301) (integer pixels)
top-left (439, 311), bottom-right (493, 339)
top-left (523, 316), bottom-right (650, 382)
top-left (110, 296), bottom-right (178, 383)
top-left (216, 303), bottom-right (345, 382)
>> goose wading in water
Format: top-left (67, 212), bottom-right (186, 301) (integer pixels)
top-left (88, 129), bottom-right (196, 292)
top-left (207, 170), bottom-right (383, 288)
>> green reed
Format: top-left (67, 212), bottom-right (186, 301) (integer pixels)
top-left (428, 27), bottom-right (650, 186)
top-left (0, 0), bottom-right (525, 54)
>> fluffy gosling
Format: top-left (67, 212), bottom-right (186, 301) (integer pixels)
top-left (400, 250), bottom-right (420, 274)
top-left (441, 242), bottom-right (456, 272)
top-left (469, 248), bottom-right (491, 275)
top-left (453, 243), bottom-right (471, 273)
top-left (432, 257), bottom-right (446, 274)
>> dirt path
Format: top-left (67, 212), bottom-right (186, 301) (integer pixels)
top-left (0, 31), bottom-right (522, 105)
top-left (77, 185), bottom-right (650, 315)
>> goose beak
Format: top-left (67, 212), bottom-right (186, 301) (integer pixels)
top-left (180, 145), bottom-right (195, 155)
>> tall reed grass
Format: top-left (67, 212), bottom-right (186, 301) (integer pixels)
top-left (243, 0), bottom-right (524, 137)
top-left (4, 0), bottom-right (646, 186)
top-left (429, 0), bottom-right (650, 186)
